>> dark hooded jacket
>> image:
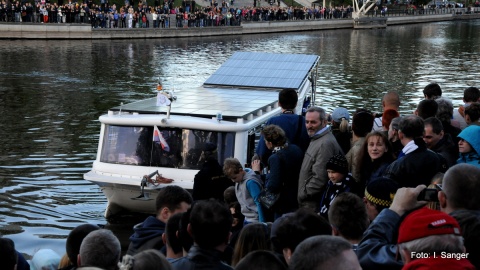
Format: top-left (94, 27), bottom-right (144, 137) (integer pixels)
top-left (126, 216), bottom-right (166, 255)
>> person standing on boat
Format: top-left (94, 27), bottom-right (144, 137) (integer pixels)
top-left (256, 88), bottom-right (309, 166)
top-left (126, 185), bottom-right (193, 256)
top-left (192, 142), bottom-right (233, 201)
top-left (298, 106), bottom-right (343, 211)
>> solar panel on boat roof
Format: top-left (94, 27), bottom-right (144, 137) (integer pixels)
top-left (204, 52), bottom-right (318, 89)
top-left (110, 87), bottom-right (280, 119)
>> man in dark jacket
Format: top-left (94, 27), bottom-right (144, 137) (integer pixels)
top-left (424, 117), bottom-right (458, 167)
top-left (127, 185), bottom-right (193, 255)
top-left (192, 142), bottom-right (233, 201)
top-left (384, 115), bottom-right (447, 187)
top-left (171, 200), bottom-right (233, 270)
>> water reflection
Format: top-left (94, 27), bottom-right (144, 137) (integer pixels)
top-left (0, 20), bottom-right (479, 258)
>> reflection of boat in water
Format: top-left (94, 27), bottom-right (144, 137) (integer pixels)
top-left (84, 52), bottom-right (320, 218)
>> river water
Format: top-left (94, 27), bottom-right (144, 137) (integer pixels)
top-left (1, 20), bottom-right (480, 258)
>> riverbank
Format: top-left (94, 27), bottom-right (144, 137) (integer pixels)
top-left (1, 10), bottom-right (479, 39)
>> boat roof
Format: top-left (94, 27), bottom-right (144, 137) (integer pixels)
top-left (110, 52), bottom-right (319, 121)
top-left (204, 52), bottom-right (319, 89)
top-left (109, 87), bottom-right (280, 121)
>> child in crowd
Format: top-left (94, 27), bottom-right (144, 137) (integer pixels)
top-left (318, 154), bottom-right (360, 220)
top-left (223, 158), bottom-right (265, 223)
top-left (457, 125), bottom-right (480, 168)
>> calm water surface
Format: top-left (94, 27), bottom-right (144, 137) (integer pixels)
top-left (1, 20), bottom-right (480, 258)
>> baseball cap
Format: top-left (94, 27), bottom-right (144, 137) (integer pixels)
top-left (398, 207), bottom-right (462, 244)
top-left (331, 107), bottom-right (350, 123)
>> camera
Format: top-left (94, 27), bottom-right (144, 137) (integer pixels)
top-left (417, 188), bottom-right (439, 202)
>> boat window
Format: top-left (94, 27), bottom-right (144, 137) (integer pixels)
top-left (100, 125), bottom-right (235, 169)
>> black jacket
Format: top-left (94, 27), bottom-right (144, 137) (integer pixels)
top-left (432, 133), bottom-right (458, 168)
top-left (383, 138), bottom-right (448, 187)
top-left (171, 245), bottom-right (233, 270)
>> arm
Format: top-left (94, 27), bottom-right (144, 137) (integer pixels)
top-left (357, 185), bottom-right (427, 270)
top-left (357, 209), bottom-right (403, 270)
top-left (246, 180), bottom-right (265, 222)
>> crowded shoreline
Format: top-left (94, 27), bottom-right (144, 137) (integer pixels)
top-left (1, 1), bottom-right (480, 39)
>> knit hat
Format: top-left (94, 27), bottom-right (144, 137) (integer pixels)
top-left (364, 177), bottom-right (398, 207)
top-left (398, 207), bottom-right (462, 244)
top-left (331, 107), bottom-right (350, 123)
top-left (326, 154), bottom-right (348, 175)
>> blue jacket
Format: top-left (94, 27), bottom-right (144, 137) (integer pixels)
top-left (357, 209), bottom-right (403, 270)
top-left (265, 143), bottom-right (303, 214)
top-left (256, 113), bottom-right (309, 164)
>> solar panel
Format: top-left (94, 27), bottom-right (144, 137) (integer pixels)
top-left (111, 52), bottom-right (319, 120)
top-left (110, 87), bottom-right (280, 120)
top-left (204, 52), bottom-right (319, 89)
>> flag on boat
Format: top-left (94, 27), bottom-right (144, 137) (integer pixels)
top-left (153, 125), bottom-right (170, 152)
top-left (156, 92), bottom-right (171, 107)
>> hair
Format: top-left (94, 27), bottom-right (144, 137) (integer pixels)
top-left (274, 208), bottom-right (331, 252)
top-left (450, 210), bottom-right (480, 269)
top-left (118, 250), bottom-right (172, 270)
top-left (399, 234), bottom-right (464, 262)
top-left (223, 158), bottom-right (243, 177)
top-left (435, 97), bottom-right (455, 124)
top-left (306, 107), bottom-right (327, 121)
top-left (358, 131), bottom-right (395, 183)
top-left (178, 205), bottom-right (194, 253)
top-left (337, 118), bottom-right (350, 133)
top-left (165, 212), bottom-right (183, 255)
top-left (0, 238), bottom-right (17, 270)
top-left (382, 109), bottom-right (400, 130)
top-left (352, 109), bottom-right (374, 137)
top-left (65, 224), bottom-right (100, 267)
top-left (231, 223), bottom-right (272, 266)
top-left (398, 115), bottom-right (424, 139)
top-left (328, 193), bottom-right (369, 242)
top-left (155, 185), bottom-right (193, 213)
top-left (230, 201), bottom-right (245, 228)
top-left (424, 117), bottom-right (443, 134)
top-left (289, 235), bottom-right (357, 270)
top-left (261, 125), bottom-right (287, 147)
top-left (383, 91), bottom-right (401, 108)
top-left (443, 164), bottom-right (480, 210)
top-left (423, 83), bottom-right (442, 100)
top-left (224, 186), bottom-right (237, 205)
top-left (79, 229), bottom-right (121, 270)
top-left (134, 250), bottom-right (171, 270)
top-left (465, 102), bottom-right (480, 123)
top-left (416, 99), bottom-right (438, 119)
top-left (390, 116), bottom-right (402, 131)
top-left (189, 199), bottom-right (232, 249)
top-left (463, 87), bottom-right (480, 103)
top-left (234, 250), bottom-right (287, 270)
top-left (278, 89), bottom-right (298, 110)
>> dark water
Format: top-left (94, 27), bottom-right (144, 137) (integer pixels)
top-left (1, 20), bottom-right (480, 258)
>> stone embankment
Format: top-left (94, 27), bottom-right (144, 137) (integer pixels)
top-left (0, 10), bottom-right (479, 39)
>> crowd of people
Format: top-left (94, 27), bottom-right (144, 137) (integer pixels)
top-left (2, 84), bottom-right (480, 270)
top-left (0, 0), bottom-right (356, 28)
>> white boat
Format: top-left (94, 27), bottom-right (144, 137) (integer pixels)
top-left (84, 52), bottom-right (320, 218)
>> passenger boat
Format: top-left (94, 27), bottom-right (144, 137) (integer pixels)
top-left (84, 52), bottom-right (320, 218)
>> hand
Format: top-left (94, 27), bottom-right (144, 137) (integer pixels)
top-left (251, 159), bottom-right (261, 173)
top-left (389, 185), bottom-right (428, 216)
